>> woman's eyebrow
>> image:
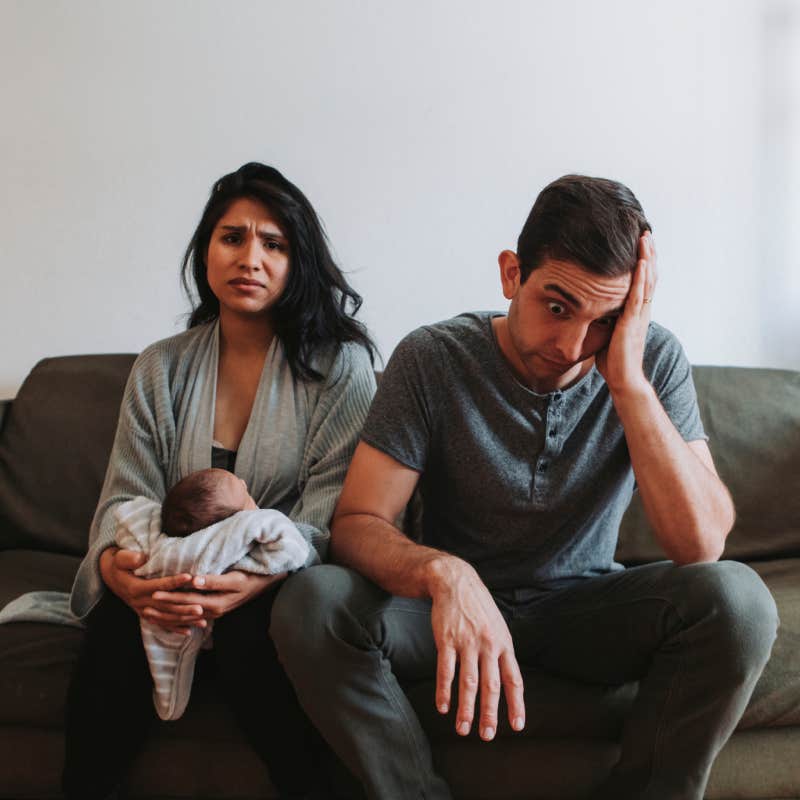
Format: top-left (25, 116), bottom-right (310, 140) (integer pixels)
top-left (219, 224), bottom-right (287, 241)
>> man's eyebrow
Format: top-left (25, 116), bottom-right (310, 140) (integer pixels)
top-left (543, 283), bottom-right (582, 309)
top-left (544, 283), bottom-right (625, 317)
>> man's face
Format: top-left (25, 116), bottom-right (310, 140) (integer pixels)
top-left (497, 252), bottom-right (632, 392)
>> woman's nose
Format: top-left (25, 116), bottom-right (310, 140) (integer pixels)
top-left (240, 236), bottom-right (263, 270)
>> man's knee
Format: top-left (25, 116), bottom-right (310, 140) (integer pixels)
top-left (685, 560), bottom-right (778, 679)
top-left (270, 564), bottom-right (381, 667)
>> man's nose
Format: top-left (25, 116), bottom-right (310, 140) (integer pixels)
top-left (555, 325), bottom-right (587, 363)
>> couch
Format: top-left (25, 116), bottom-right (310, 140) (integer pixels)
top-left (0, 353), bottom-right (798, 799)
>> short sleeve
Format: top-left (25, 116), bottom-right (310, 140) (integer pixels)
top-left (644, 324), bottom-right (707, 442)
top-left (360, 327), bottom-right (442, 472)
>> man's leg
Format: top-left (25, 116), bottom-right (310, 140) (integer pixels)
top-left (271, 564), bottom-right (452, 800)
top-left (508, 560), bottom-right (778, 800)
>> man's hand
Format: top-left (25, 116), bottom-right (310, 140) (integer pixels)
top-left (428, 556), bottom-right (525, 741)
top-left (100, 547), bottom-right (198, 634)
top-left (595, 231), bottom-right (657, 394)
top-left (150, 570), bottom-right (286, 624)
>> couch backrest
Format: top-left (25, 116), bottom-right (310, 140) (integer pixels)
top-left (0, 354), bottom-right (137, 555)
top-left (616, 365), bottom-right (800, 564)
top-left (2, 357), bottom-right (798, 564)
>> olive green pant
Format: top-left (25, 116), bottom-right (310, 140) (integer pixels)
top-left (272, 560), bottom-right (778, 800)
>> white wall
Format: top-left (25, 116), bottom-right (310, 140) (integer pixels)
top-left (1, 0), bottom-right (798, 398)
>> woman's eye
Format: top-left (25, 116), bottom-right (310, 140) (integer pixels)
top-left (265, 240), bottom-right (283, 251)
top-left (593, 317), bottom-right (615, 328)
top-left (222, 233), bottom-right (240, 244)
top-left (547, 301), bottom-right (567, 316)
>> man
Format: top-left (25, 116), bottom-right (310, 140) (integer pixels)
top-left (271, 175), bottom-right (778, 799)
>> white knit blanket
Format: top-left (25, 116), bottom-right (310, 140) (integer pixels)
top-left (115, 496), bottom-right (309, 721)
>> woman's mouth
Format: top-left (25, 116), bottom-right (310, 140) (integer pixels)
top-left (229, 278), bottom-right (264, 288)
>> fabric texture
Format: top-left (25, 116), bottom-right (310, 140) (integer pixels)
top-left (0, 354), bottom-right (137, 555)
top-left (114, 496), bottom-right (309, 720)
top-left (617, 365), bottom-right (800, 564)
top-left (0, 321), bottom-right (376, 625)
top-left (361, 313), bottom-right (705, 590)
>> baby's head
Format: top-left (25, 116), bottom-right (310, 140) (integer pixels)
top-left (162, 468), bottom-right (257, 537)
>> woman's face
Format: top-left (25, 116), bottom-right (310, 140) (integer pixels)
top-left (206, 197), bottom-right (290, 320)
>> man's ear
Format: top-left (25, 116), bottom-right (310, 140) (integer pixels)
top-left (498, 250), bottom-right (522, 300)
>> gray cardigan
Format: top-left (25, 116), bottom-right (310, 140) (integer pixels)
top-left (0, 321), bottom-right (376, 626)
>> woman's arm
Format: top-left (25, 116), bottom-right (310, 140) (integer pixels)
top-left (288, 342), bottom-right (377, 560)
top-left (70, 346), bottom-right (202, 629)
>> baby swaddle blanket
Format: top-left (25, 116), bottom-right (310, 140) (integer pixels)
top-left (114, 496), bottom-right (309, 721)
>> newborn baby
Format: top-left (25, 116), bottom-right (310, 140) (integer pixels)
top-left (113, 468), bottom-right (310, 720)
top-left (161, 468), bottom-right (259, 537)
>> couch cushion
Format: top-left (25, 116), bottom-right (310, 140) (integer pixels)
top-left (0, 354), bottom-right (136, 555)
top-left (617, 366), bottom-right (800, 565)
top-left (0, 549), bottom-right (83, 727)
top-left (738, 559), bottom-right (800, 729)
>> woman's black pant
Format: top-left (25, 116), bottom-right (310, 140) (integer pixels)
top-left (62, 584), bottom-right (324, 799)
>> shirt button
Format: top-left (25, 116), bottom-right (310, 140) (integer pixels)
top-left (549, 429), bottom-right (557, 438)
top-left (538, 462), bottom-right (548, 472)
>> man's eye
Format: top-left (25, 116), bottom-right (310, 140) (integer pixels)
top-left (547, 301), bottom-right (567, 316)
top-left (593, 317), bottom-right (616, 327)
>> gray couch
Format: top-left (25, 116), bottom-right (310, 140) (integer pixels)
top-left (1, 354), bottom-right (798, 799)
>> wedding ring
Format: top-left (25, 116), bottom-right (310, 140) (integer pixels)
top-left (643, 297), bottom-right (653, 304)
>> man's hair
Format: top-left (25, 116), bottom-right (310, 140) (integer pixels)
top-left (516, 174), bottom-right (652, 283)
top-left (161, 469), bottom-right (241, 538)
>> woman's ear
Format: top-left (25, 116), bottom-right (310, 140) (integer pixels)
top-left (498, 250), bottom-right (522, 301)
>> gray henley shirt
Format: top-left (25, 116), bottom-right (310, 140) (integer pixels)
top-left (361, 312), bottom-right (706, 591)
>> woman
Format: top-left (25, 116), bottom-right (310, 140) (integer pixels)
top-left (62, 163), bottom-right (377, 800)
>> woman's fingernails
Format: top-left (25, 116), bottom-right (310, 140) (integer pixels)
top-left (457, 721), bottom-right (470, 736)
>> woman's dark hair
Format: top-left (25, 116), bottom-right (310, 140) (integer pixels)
top-left (516, 174), bottom-right (652, 284)
top-left (181, 162), bottom-right (376, 380)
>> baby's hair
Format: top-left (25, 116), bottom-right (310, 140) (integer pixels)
top-left (162, 468), bottom-right (241, 537)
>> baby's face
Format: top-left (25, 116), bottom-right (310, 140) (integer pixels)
top-left (219, 471), bottom-right (258, 511)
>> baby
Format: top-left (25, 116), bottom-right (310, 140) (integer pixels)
top-left (161, 468), bottom-right (258, 537)
top-left (113, 468), bottom-right (310, 721)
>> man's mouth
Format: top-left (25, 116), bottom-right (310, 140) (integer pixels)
top-left (539, 354), bottom-right (574, 369)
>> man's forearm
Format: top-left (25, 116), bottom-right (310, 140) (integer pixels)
top-left (612, 383), bottom-right (735, 563)
top-left (330, 512), bottom-right (459, 599)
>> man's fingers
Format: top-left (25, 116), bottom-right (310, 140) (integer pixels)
top-left (500, 649), bottom-right (526, 732)
top-left (456, 650), bottom-right (479, 736)
top-left (478, 654), bottom-right (502, 741)
top-left (436, 646), bottom-right (457, 714)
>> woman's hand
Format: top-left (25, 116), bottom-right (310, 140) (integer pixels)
top-left (151, 570), bottom-right (287, 623)
top-left (99, 547), bottom-right (201, 634)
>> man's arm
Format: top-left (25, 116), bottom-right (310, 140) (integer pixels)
top-left (332, 442), bottom-right (526, 742)
top-left (597, 233), bottom-right (734, 563)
